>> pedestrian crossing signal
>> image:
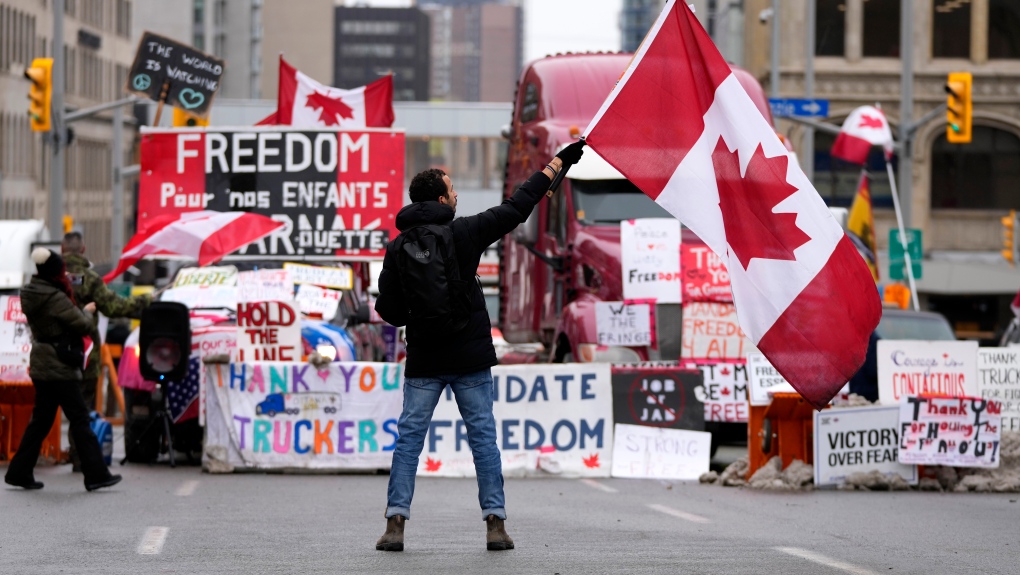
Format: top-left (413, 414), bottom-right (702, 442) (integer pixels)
top-left (25, 58), bottom-right (53, 132)
top-left (945, 72), bottom-right (972, 144)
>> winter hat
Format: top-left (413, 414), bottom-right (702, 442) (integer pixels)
top-left (32, 248), bottom-right (64, 279)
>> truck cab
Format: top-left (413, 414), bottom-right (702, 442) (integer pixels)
top-left (499, 53), bottom-right (775, 363)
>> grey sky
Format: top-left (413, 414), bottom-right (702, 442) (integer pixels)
top-left (350, 0), bottom-right (623, 63)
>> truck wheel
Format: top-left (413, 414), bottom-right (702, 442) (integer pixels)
top-left (267, 410), bottom-right (276, 417)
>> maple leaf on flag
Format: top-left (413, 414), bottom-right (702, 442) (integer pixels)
top-left (858, 114), bottom-right (884, 129)
top-left (714, 139), bottom-right (811, 271)
top-left (424, 457), bottom-right (442, 472)
top-left (582, 453), bottom-right (600, 468)
top-left (304, 91), bottom-right (354, 126)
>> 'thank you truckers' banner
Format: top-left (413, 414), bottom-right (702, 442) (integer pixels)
top-left (420, 364), bottom-right (614, 478)
top-left (137, 127), bottom-right (405, 259)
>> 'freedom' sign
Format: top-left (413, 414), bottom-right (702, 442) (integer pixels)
top-left (137, 127), bottom-right (405, 259)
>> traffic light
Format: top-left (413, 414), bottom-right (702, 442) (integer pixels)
top-left (62, 215), bottom-right (73, 234)
top-left (1002, 209), bottom-right (1017, 265)
top-left (945, 72), bottom-right (972, 144)
top-left (139, 302), bottom-right (192, 382)
top-left (883, 283), bottom-right (911, 310)
top-left (24, 57), bottom-right (53, 132)
top-left (173, 107), bottom-right (209, 127)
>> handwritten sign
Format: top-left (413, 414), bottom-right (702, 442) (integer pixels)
top-left (3, 296), bottom-right (25, 323)
top-left (236, 301), bottom-right (302, 362)
top-left (162, 285), bottom-right (237, 310)
top-left (681, 302), bottom-right (757, 360)
top-left (691, 361), bottom-right (748, 422)
top-left (877, 340), bottom-right (978, 405)
top-left (295, 284), bottom-right (342, 319)
top-left (0, 296), bottom-right (30, 356)
top-left (620, 218), bottom-right (681, 303)
top-left (284, 263), bottom-right (354, 290)
top-left (814, 406), bottom-right (917, 487)
top-left (977, 348), bottom-right (1020, 432)
top-left (610, 423), bottom-right (711, 480)
top-left (611, 368), bottom-right (704, 430)
top-left (173, 266), bottom-right (238, 288)
top-left (595, 302), bottom-right (651, 347)
top-left (237, 269), bottom-right (294, 302)
top-left (898, 395), bottom-right (1001, 468)
top-left (127, 31), bottom-right (224, 116)
top-left (681, 243), bottom-right (732, 303)
top-left (746, 352), bottom-right (797, 405)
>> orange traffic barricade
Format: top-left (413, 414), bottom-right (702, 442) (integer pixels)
top-left (0, 382), bottom-right (64, 464)
top-left (746, 391), bottom-right (818, 479)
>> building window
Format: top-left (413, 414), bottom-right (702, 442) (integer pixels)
top-left (816, 0), bottom-right (845, 56)
top-left (932, 0), bottom-right (971, 58)
top-left (341, 21), bottom-right (401, 35)
top-left (863, 1), bottom-right (900, 57)
top-left (989, 0), bottom-right (1020, 59)
top-left (931, 126), bottom-right (1020, 210)
top-left (341, 43), bottom-right (397, 58)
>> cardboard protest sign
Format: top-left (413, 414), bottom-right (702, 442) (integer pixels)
top-left (137, 128), bottom-right (404, 259)
top-left (690, 361), bottom-right (749, 422)
top-left (162, 285), bottom-right (237, 310)
top-left (681, 243), bottom-right (732, 303)
top-left (420, 364), bottom-right (613, 477)
top-left (173, 266), bottom-right (238, 288)
top-left (747, 352), bottom-right (797, 406)
top-left (237, 269), bottom-right (294, 302)
top-left (977, 348), bottom-right (1020, 432)
top-left (236, 301), bottom-right (302, 362)
top-left (899, 395), bottom-right (1002, 468)
top-left (0, 296), bottom-right (30, 355)
top-left (877, 340), bottom-right (979, 405)
top-left (203, 362), bottom-right (403, 470)
top-left (620, 218), bottom-right (681, 303)
top-left (813, 406), bottom-right (917, 487)
top-left (610, 424), bottom-right (711, 480)
top-left (295, 284), bottom-right (342, 319)
top-left (128, 32), bottom-right (224, 116)
top-left (283, 262), bottom-right (354, 289)
top-left (596, 302), bottom-right (652, 347)
top-left (611, 368), bottom-right (703, 430)
top-left (681, 302), bottom-right (757, 360)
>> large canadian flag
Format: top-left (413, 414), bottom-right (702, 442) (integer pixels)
top-left (583, 0), bottom-right (881, 408)
top-left (831, 105), bottom-right (894, 165)
top-left (267, 56), bottom-right (394, 128)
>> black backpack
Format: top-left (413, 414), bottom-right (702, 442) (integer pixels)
top-left (394, 224), bottom-right (472, 334)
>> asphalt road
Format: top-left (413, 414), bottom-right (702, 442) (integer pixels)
top-left (1, 435), bottom-right (1016, 575)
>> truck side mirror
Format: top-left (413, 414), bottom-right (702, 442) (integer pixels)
top-left (513, 210), bottom-right (539, 247)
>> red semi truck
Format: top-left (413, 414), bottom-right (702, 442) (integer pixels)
top-left (498, 52), bottom-right (778, 364)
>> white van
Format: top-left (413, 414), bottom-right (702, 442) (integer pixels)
top-left (0, 220), bottom-right (51, 292)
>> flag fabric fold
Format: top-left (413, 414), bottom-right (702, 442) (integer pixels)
top-left (583, 0), bottom-right (880, 408)
top-left (270, 56), bottom-right (394, 128)
top-left (831, 105), bottom-right (894, 165)
top-left (846, 171), bottom-right (880, 282)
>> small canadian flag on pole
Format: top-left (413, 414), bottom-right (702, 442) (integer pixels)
top-left (831, 105), bottom-right (894, 165)
top-left (583, 0), bottom-right (880, 408)
top-left (258, 56), bottom-right (395, 129)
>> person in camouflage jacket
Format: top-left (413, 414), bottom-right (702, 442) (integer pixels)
top-left (62, 232), bottom-right (151, 406)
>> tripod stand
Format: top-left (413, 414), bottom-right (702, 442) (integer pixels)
top-left (121, 382), bottom-right (176, 468)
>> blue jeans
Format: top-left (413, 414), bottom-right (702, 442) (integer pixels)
top-left (386, 369), bottom-right (506, 521)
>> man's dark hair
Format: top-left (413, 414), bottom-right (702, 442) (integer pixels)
top-left (409, 168), bottom-right (448, 204)
top-left (62, 231), bottom-right (85, 255)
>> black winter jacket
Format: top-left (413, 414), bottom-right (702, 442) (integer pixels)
top-left (376, 170), bottom-right (551, 377)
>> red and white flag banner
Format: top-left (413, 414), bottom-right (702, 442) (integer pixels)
top-left (831, 105), bottom-right (894, 165)
top-left (583, 0), bottom-right (880, 408)
top-left (272, 56), bottom-right (394, 129)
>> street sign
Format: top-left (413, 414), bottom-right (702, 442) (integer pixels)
top-left (768, 98), bottom-right (830, 118)
top-left (889, 228), bottom-right (922, 280)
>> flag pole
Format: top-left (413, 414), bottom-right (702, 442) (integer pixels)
top-left (885, 157), bottom-right (920, 311)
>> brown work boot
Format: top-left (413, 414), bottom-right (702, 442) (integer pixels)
top-left (486, 515), bottom-right (514, 550)
top-left (375, 515), bottom-right (405, 551)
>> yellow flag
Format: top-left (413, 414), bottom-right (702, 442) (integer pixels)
top-left (847, 172), bottom-right (879, 282)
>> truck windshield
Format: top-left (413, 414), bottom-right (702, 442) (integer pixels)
top-left (876, 312), bottom-right (956, 340)
top-left (571, 179), bottom-right (673, 224)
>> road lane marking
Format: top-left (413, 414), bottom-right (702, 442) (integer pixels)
top-left (775, 547), bottom-right (882, 575)
top-left (579, 479), bottom-right (618, 493)
top-left (175, 479), bottom-right (200, 496)
top-left (646, 503), bottom-right (710, 523)
top-left (137, 527), bottom-right (169, 555)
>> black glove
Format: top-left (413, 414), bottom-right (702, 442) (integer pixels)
top-left (555, 140), bottom-right (586, 166)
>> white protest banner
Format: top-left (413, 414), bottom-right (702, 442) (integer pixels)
top-left (0, 296), bottom-right (31, 355)
top-left (237, 269), bottom-right (294, 302)
top-left (162, 285), bottom-right (238, 310)
top-left (610, 423), bottom-right (711, 480)
top-left (0, 351), bottom-right (30, 383)
top-left (747, 352), bottom-right (797, 406)
top-left (203, 362), bottom-right (404, 471)
top-left (977, 348), bottom-right (1020, 433)
top-left (595, 302), bottom-right (651, 347)
top-left (295, 284), bottom-right (342, 319)
top-left (236, 301), bottom-right (302, 362)
top-left (813, 406), bottom-right (917, 487)
top-left (899, 395), bottom-right (1002, 468)
top-left (284, 262), bottom-right (354, 290)
top-left (877, 340), bottom-right (979, 405)
top-left (173, 266), bottom-right (238, 288)
top-left (691, 361), bottom-right (749, 422)
top-left (621, 218), bottom-right (681, 303)
top-left (419, 364), bottom-right (613, 478)
top-left (681, 302), bottom-right (757, 360)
